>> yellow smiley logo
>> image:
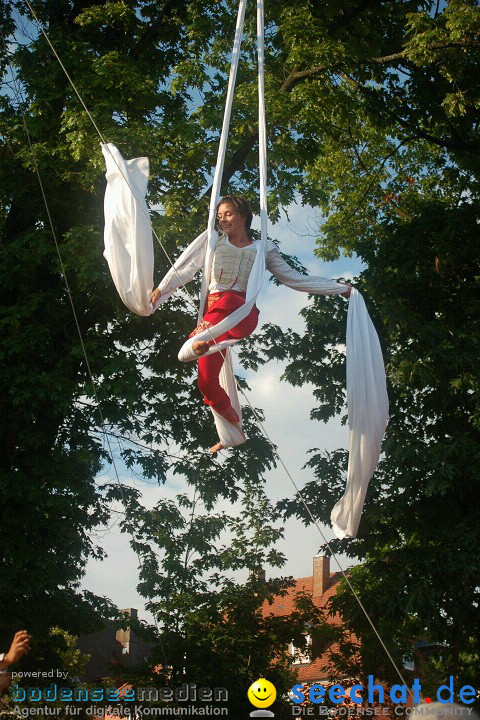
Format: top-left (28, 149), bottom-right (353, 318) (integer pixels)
top-left (247, 678), bottom-right (277, 708)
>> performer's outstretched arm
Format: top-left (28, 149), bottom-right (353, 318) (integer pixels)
top-left (150, 230), bottom-right (208, 308)
top-left (266, 245), bottom-right (351, 297)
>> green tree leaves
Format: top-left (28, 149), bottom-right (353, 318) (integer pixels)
top-left (2, 0), bottom-right (480, 701)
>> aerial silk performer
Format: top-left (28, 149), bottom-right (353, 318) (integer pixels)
top-left (103, 144), bottom-right (388, 539)
top-left (102, 0), bottom-right (388, 539)
top-left (149, 194), bottom-right (352, 453)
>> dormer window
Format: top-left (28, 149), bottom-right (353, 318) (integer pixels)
top-left (289, 635), bottom-right (312, 665)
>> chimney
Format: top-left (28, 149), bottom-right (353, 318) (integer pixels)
top-left (116, 609), bottom-right (138, 659)
top-left (313, 555), bottom-right (330, 597)
top-left (248, 567), bottom-right (266, 582)
top-left (120, 608), bottom-right (138, 620)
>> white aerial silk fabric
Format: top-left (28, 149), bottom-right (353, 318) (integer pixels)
top-left (101, 143), bottom-right (388, 538)
top-left (101, 0), bottom-right (388, 539)
top-left (331, 289), bottom-right (389, 538)
top-left (183, 0), bottom-right (249, 447)
top-left (103, 148), bottom-right (153, 317)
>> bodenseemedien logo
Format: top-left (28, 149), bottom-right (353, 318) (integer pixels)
top-left (247, 678), bottom-right (276, 717)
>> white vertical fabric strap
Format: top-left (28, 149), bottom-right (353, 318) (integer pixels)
top-left (199, 0), bottom-right (248, 323)
top-left (207, 0), bottom-right (248, 237)
top-left (257, 0), bottom-right (268, 253)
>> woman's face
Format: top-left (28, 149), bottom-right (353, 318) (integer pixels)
top-left (217, 202), bottom-right (246, 237)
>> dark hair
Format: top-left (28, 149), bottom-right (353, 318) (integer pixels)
top-left (217, 195), bottom-right (253, 231)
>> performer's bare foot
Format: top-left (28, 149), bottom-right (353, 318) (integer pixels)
top-left (209, 419), bottom-right (242, 454)
top-left (192, 340), bottom-right (209, 356)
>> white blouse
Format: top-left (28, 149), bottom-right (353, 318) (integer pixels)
top-left (157, 235), bottom-right (345, 299)
top-left (209, 234), bottom-right (257, 293)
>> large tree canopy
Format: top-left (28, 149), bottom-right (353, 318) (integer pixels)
top-left (0, 0), bottom-right (277, 644)
top-left (1, 0), bottom-right (479, 702)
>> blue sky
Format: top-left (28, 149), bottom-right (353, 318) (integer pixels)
top-left (82, 199), bottom-right (365, 621)
top-left (3, 6), bottom-right (366, 623)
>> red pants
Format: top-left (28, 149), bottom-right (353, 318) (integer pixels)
top-left (189, 291), bottom-right (259, 421)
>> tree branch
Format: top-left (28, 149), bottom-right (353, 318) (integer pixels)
top-left (342, 136), bottom-right (415, 224)
top-left (369, 40), bottom-right (480, 65)
top-left (200, 64), bottom-right (334, 199)
top-left (201, 38), bottom-right (480, 197)
top-left (391, 112), bottom-right (471, 153)
top-left (339, 72), bottom-right (479, 156)
top-left (280, 63), bottom-right (335, 89)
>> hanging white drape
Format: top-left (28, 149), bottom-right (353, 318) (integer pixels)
top-left (101, 0), bottom-right (389, 538)
top-left (332, 289), bottom-right (388, 538)
top-left (103, 149), bottom-right (153, 317)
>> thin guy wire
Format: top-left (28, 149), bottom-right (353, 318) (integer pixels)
top-left (3, 39), bottom-right (169, 671)
top-left (23, 0), bottom-right (261, 368)
top-left (24, 0), bottom-right (107, 144)
top-left (23, 0), bottom-right (206, 319)
top-left (234, 386), bottom-right (414, 699)
top-left (18, 2), bottom-right (415, 697)
top-left (5, 44), bottom-right (128, 544)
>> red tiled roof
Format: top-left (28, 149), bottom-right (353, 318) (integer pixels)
top-left (262, 571), bottom-right (345, 683)
top-left (263, 572), bottom-right (341, 616)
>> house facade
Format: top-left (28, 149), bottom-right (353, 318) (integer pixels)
top-left (77, 608), bottom-right (153, 682)
top-left (263, 554), bottom-right (344, 684)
